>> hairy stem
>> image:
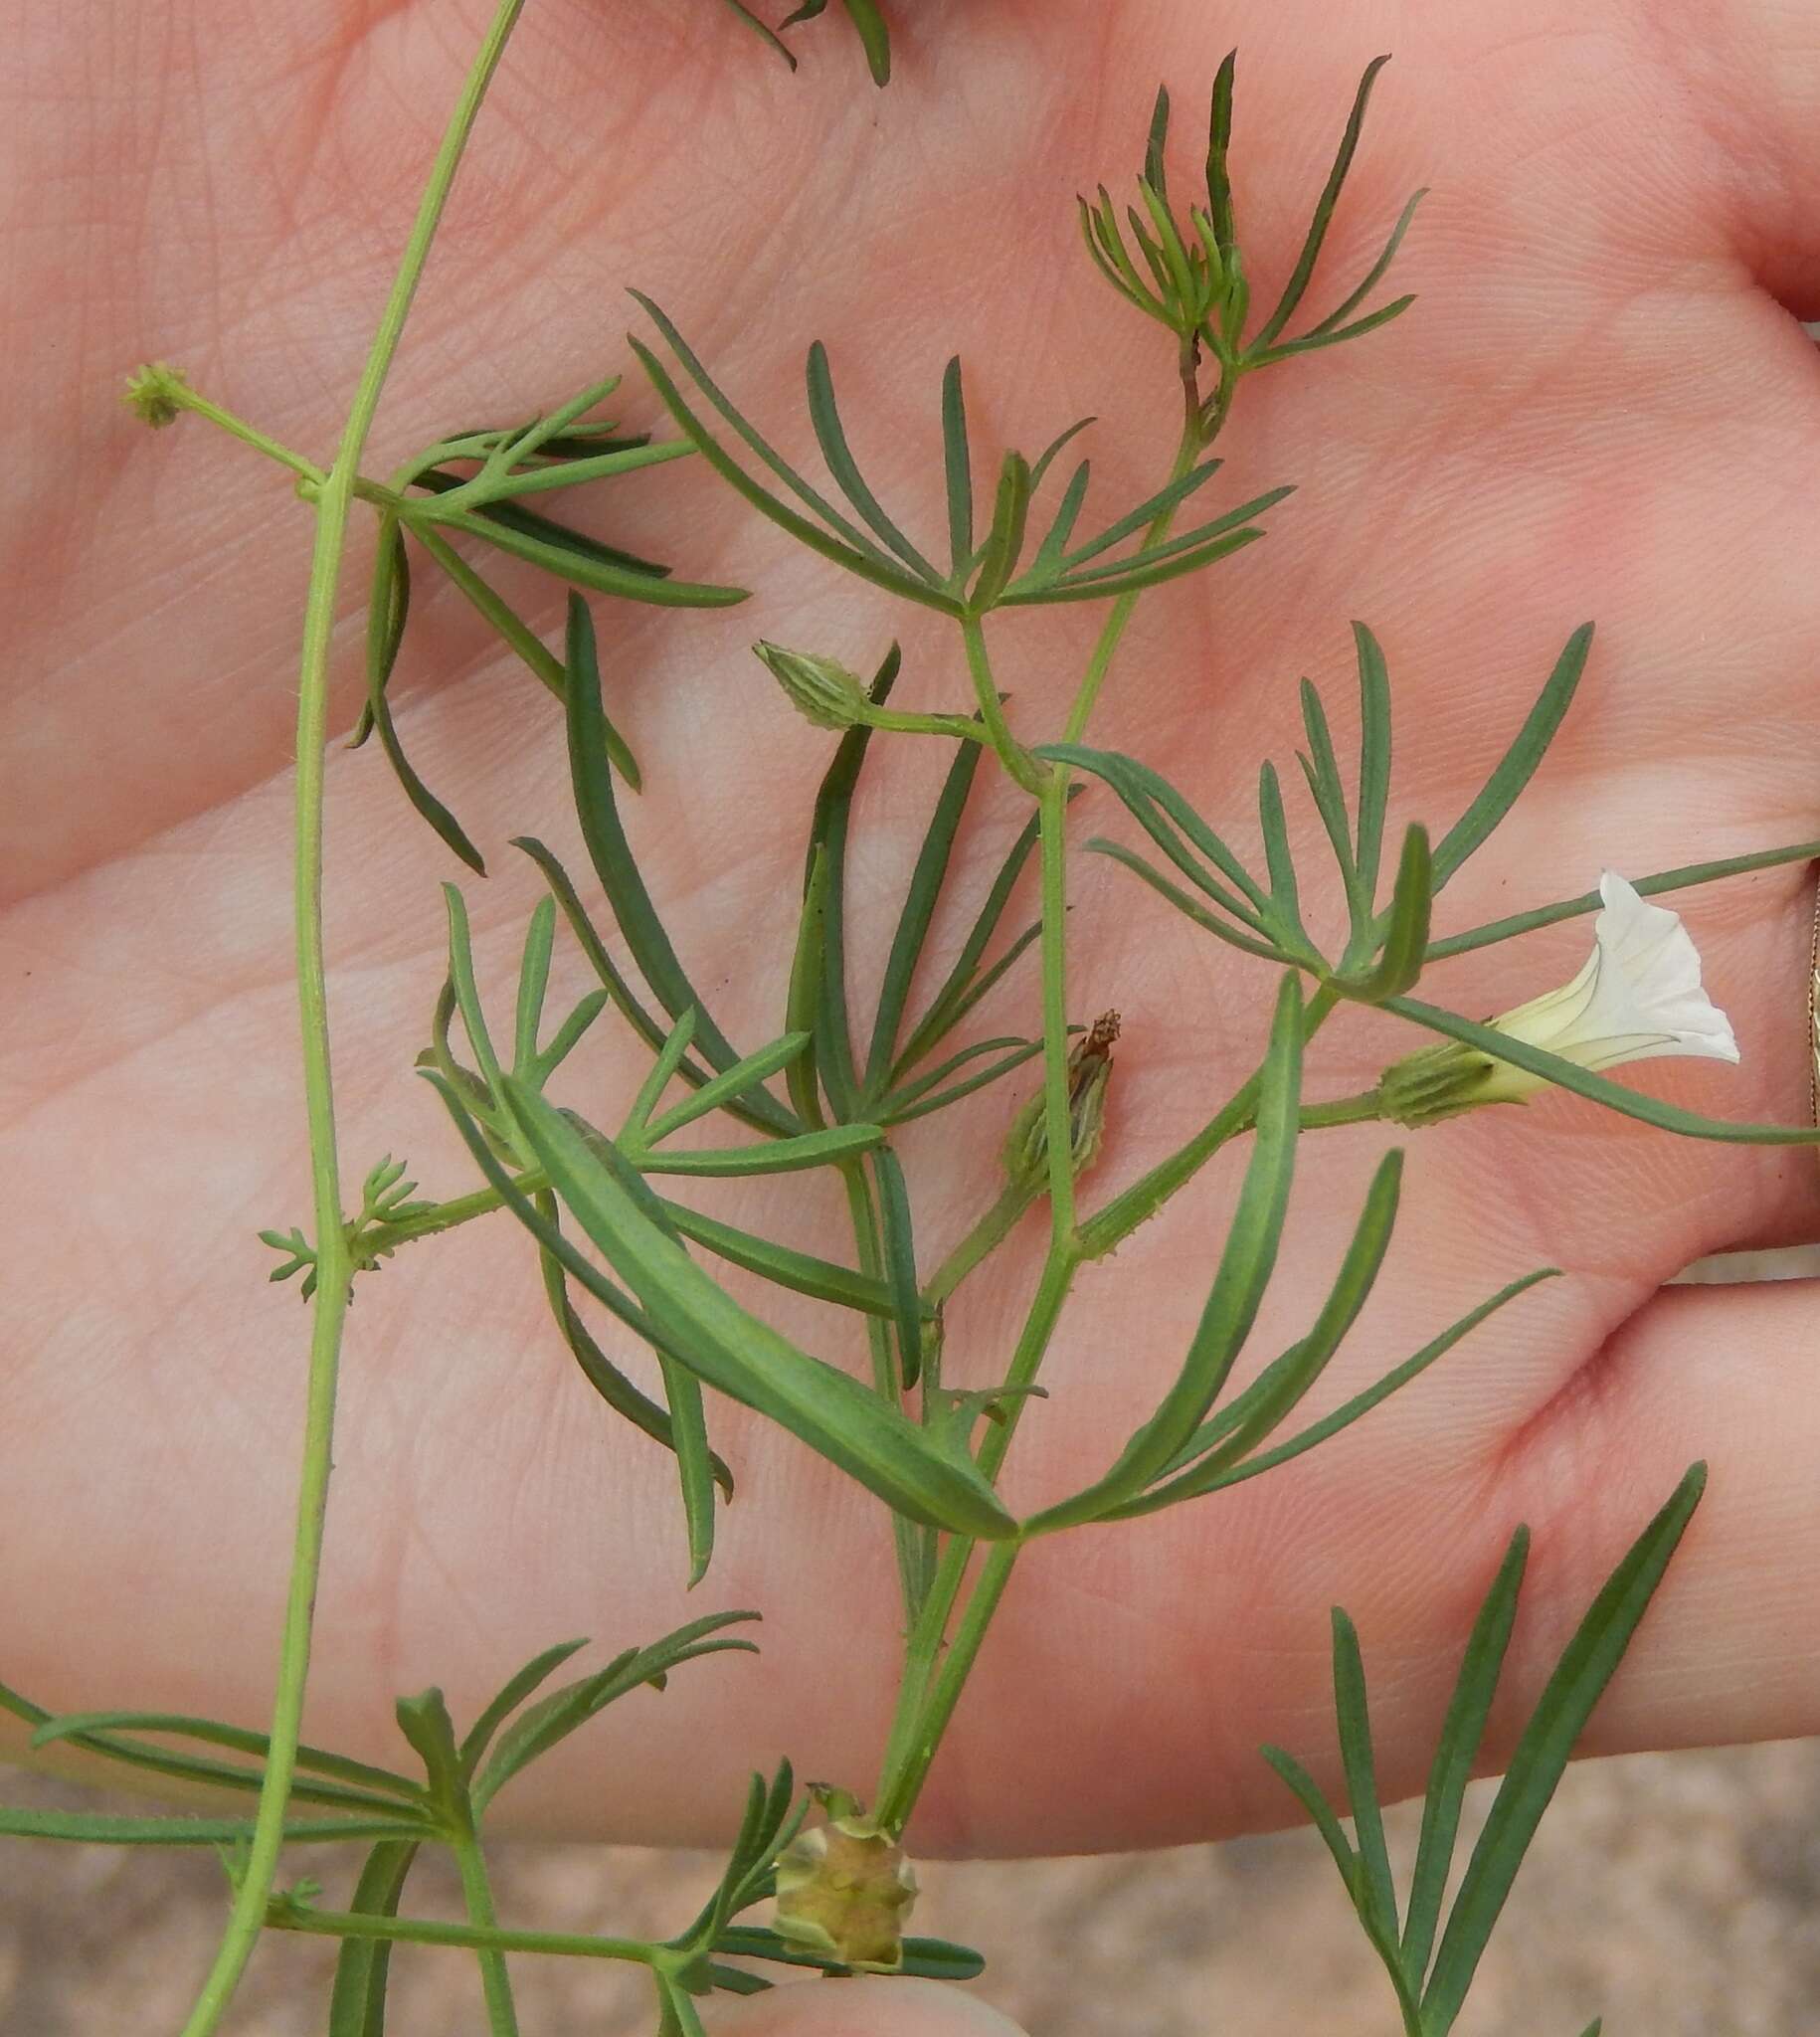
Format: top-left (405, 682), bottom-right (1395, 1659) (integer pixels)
top-left (177, 6), bottom-right (529, 2030)
top-left (452, 1820), bottom-right (521, 2037)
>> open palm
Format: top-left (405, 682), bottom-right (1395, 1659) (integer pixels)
top-left (8, 0), bottom-right (1820, 1885)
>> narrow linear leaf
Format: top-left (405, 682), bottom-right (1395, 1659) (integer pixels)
top-left (406, 465), bottom-right (673, 579)
top-left (1056, 458), bottom-right (1224, 570)
top-left (1427, 835), bottom-right (1820, 963)
top-left (1353, 622), bottom-right (1392, 902)
top-left (458, 1642), bottom-right (592, 1778)
top-left (1027, 974), bottom-right (1303, 1533)
top-left (1298, 678), bottom-right (1356, 889)
top-left (514, 896), bottom-right (557, 1075)
top-left (656, 1199), bottom-right (911, 1319)
top-left (1431, 626), bottom-right (1593, 887)
top-left (646, 1031), bottom-right (810, 1144)
top-left (1260, 1746), bottom-right (1359, 1891)
top-left (1018, 527), bottom-right (1265, 604)
top-left (633, 1123), bottom-right (886, 1178)
top-left (0, 1810), bottom-right (417, 1847)
top-left (870, 1146), bottom-right (925, 1390)
top-left (498, 1079), bottom-right (1016, 1540)
top-left (714, 1927), bottom-right (986, 1982)
top-left (941, 357), bottom-right (974, 576)
top-left (1084, 840), bottom-right (1295, 965)
top-left (1304, 187), bottom-right (1427, 338)
top-left (881, 1041), bottom-right (1043, 1127)
top-left (1401, 1527), bottom-right (1530, 1986)
top-left (1345, 824), bottom-right (1430, 1001)
top-left (1250, 54), bottom-right (1393, 351)
top-left (1331, 1609), bottom-right (1399, 1948)
top-left (351, 510), bottom-right (411, 751)
top-left (1421, 1466), bottom-right (1708, 2035)
top-left (970, 452), bottom-right (1032, 612)
top-left (563, 596), bottom-right (799, 1135)
top-left (629, 1009), bottom-right (703, 1134)
top-left (1257, 760), bottom-right (1306, 939)
top-left (1104, 1267), bottom-right (1555, 1519)
top-left (1252, 293), bottom-right (1415, 362)
top-left (865, 738), bottom-right (985, 1091)
top-left (806, 341), bottom-right (942, 583)
top-left (29, 1712), bottom-right (423, 1806)
top-left (329, 1840), bottom-right (422, 2037)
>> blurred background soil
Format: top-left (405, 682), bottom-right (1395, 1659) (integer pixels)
top-left (6, 1738), bottom-right (1820, 2034)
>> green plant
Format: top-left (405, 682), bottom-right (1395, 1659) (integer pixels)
top-left (12, 9), bottom-right (1820, 2034)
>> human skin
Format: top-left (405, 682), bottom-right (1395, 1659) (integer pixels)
top-left (6, 9), bottom-right (1820, 2022)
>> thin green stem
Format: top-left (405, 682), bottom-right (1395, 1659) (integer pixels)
top-left (177, 6), bottom-right (529, 2031)
top-left (165, 384), bottom-right (326, 487)
top-left (866, 707), bottom-right (995, 744)
top-left (1035, 779), bottom-right (1079, 1243)
top-left (1299, 1087), bottom-right (1381, 1130)
top-left (267, 1905), bottom-right (660, 1964)
top-left (959, 615), bottom-right (1044, 793)
top-left (922, 1181), bottom-right (1036, 1309)
top-left (452, 1820), bottom-right (521, 2036)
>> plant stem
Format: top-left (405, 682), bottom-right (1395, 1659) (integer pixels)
top-left (452, 1819), bottom-right (521, 2037)
top-left (267, 1905), bottom-right (659, 1964)
top-left (177, 6), bottom-right (529, 2031)
top-left (165, 384), bottom-right (327, 487)
top-left (959, 614), bottom-right (1044, 792)
top-left (922, 1180), bottom-right (1036, 1309)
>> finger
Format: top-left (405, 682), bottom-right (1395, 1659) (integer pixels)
top-left (704, 1978), bottom-right (1027, 2037)
top-left (1496, 1271), bottom-right (1820, 1760)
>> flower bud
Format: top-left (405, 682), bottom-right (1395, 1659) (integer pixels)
top-left (1003, 1010), bottom-right (1120, 1188)
top-left (753, 642), bottom-right (872, 732)
top-left (773, 1788), bottom-right (918, 1973)
top-left (121, 361), bottom-right (191, 429)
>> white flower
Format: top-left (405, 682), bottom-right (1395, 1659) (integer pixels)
top-left (1378, 871), bottom-right (1738, 1127)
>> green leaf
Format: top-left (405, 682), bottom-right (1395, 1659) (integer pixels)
top-left (1330, 1609), bottom-right (1399, 1950)
top-left (393, 1688), bottom-right (463, 1813)
top-left (1431, 626), bottom-right (1593, 888)
top-left (1038, 742), bottom-right (1272, 928)
top-left (27, 1710), bottom-right (423, 1810)
top-left (1026, 974), bottom-right (1303, 1533)
top-left (535, 1194), bottom-right (731, 1494)
top-left (1256, 760), bottom-right (1306, 942)
top-left (1382, 996), bottom-right (1820, 1145)
top-left (839, 0), bottom-right (891, 85)
top-left (1203, 50), bottom-right (1237, 253)
top-left (1083, 840), bottom-right (1296, 965)
top-left (0, 1809), bottom-right (415, 1847)
top-left (442, 884), bottom-right (504, 1098)
top-left (805, 341), bottom-right (941, 584)
top-left (1400, 1528), bottom-right (1529, 1986)
top-left (329, 1841), bottom-right (422, 2037)
top-left (635, 1123), bottom-right (885, 1178)
top-left (1297, 676), bottom-right (1356, 891)
top-left (628, 319), bottom-right (959, 615)
top-left (1427, 837), bottom-right (1820, 959)
top-left (881, 1040), bottom-right (1043, 1127)
top-left (805, 644), bottom-right (902, 1118)
top-left (458, 1642), bottom-right (591, 1780)
top-left (969, 451), bottom-right (1032, 612)
top-left (1024, 460), bottom-right (1094, 586)
top-left (1052, 458), bottom-right (1224, 571)
top-left (1249, 55), bottom-right (1393, 352)
top-left (656, 1199), bottom-right (910, 1318)
top-left (1011, 525), bottom-right (1265, 605)
top-left (421, 495), bottom-right (744, 610)
top-left (562, 595), bottom-right (799, 1134)
top-left (645, 1030), bottom-right (811, 1144)
top-left (716, 0), bottom-right (798, 67)
top-left (351, 510), bottom-right (411, 752)
top-left (1303, 187), bottom-right (1427, 340)
top-left (1145, 1150), bottom-right (1403, 1489)
top-left (1343, 824), bottom-right (1430, 1000)
top-left (713, 1926), bottom-right (986, 1982)
top-left (864, 738), bottom-right (985, 1092)
top-left (404, 464), bottom-right (674, 579)
top-left (940, 357), bottom-right (974, 576)
top-left (497, 1079), bottom-right (1017, 1540)
top-left (892, 802), bottom-right (1046, 1077)
top-left (513, 897), bottom-right (558, 1074)
top-left (471, 1613), bottom-right (761, 1815)
top-left (870, 1146), bottom-right (924, 1390)
top-left (362, 518), bottom-right (486, 874)
top-left (1251, 293), bottom-right (1415, 363)
top-left (1353, 622), bottom-right (1392, 903)
top-left (628, 1008), bottom-right (704, 1134)
top-left (1109, 1267), bottom-right (1555, 1517)
top-left (1421, 1466), bottom-right (1708, 2035)
top-left (1260, 1745), bottom-right (1359, 1892)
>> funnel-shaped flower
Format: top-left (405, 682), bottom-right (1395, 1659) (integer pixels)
top-left (1378, 872), bottom-right (1738, 1128)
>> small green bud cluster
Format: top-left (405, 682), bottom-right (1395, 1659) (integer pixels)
top-left (121, 361), bottom-right (192, 429)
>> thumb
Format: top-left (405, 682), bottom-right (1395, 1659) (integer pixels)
top-left (704, 1977), bottom-right (1029, 2036)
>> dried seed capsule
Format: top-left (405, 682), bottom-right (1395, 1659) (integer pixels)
top-left (773, 1789), bottom-right (918, 1973)
top-left (1003, 1009), bottom-right (1120, 1190)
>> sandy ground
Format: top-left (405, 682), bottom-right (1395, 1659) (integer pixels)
top-left (6, 1738), bottom-right (1820, 2034)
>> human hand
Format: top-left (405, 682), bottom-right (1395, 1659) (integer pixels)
top-left (7, 5), bottom-right (1820, 1951)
